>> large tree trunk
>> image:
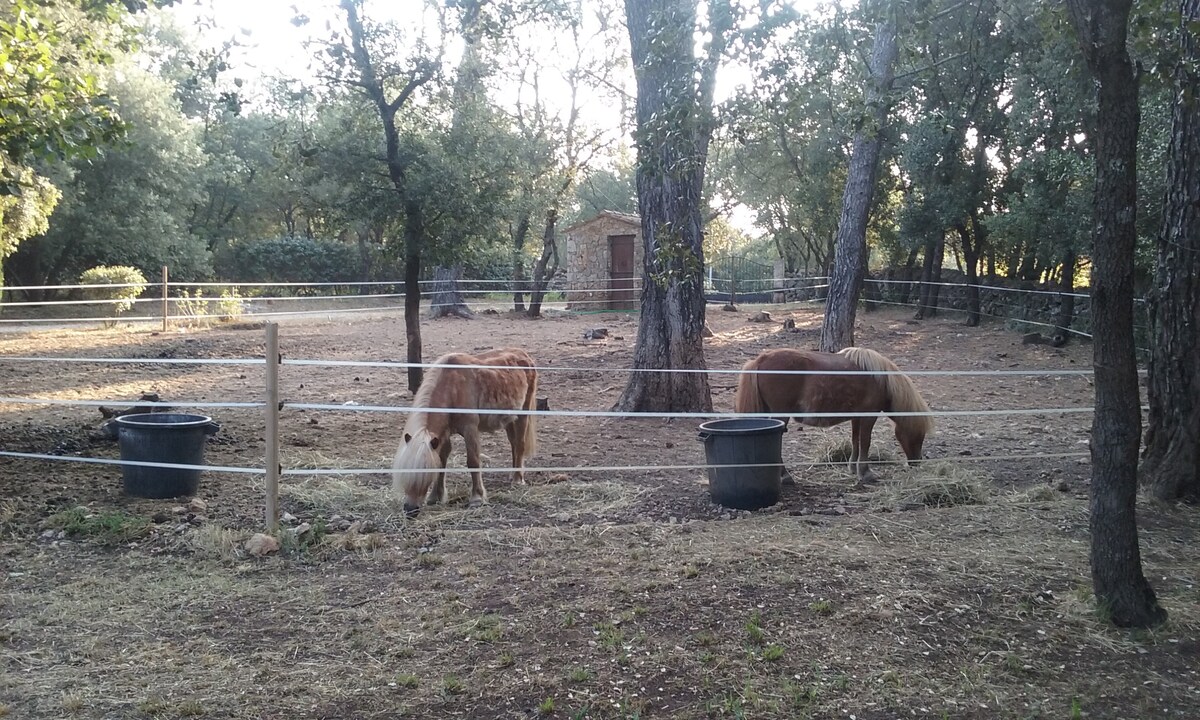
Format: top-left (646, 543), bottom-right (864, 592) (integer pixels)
top-left (916, 236), bottom-right (944, 319)
top-left (511, 213), bottom-right (530, 312)
top-left (1053, 247), bottom-right (1077, 345)
top-left (615, 0), bottom-right (724, 412)
top-left (957, 223), bottom-right (981, 327)
top-left (820, 13), bottom-right (899, 352)
top-left (428, 265), bottom-right (473, 319)
top-left (527, 208), bottom-right (561, 318)
top-left (1067, 0), bottom-right (1167, 628)
top-left (896, 246), bottom-right (919, 305)
top-left (1141, 0), bottom-right (1200, 502)
top-left (403, 207), bottom-right (424, 393)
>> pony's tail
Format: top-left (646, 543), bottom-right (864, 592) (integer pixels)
top-left (523, 368), bottom-right (538, 459)
top-left (735, 357), bottom-right (766, 414)
top-left (839, 347), bottom-right (934, 434)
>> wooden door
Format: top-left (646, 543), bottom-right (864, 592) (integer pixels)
top-left (608, 234), bottom-right (637, 310)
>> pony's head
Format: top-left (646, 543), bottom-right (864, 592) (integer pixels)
top-left (894, 418), bottom-right (929, 466)
top-left (392, 426), bottom-right (445, 518)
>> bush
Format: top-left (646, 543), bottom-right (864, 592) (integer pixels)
top-left (79, 265), bottom-right (148, 317)
top-left (213, 237), bottom-right (362, 289)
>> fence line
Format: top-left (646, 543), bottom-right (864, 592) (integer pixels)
top-left (0, 353), bottom-right (1101, 377)
top-left (0, 320), bottom-right (1108, 532)
top-left (0, 449), bottom-right (1091, 479)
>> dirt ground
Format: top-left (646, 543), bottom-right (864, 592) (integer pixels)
top-left (1, 303), bottom-right (1197, 719)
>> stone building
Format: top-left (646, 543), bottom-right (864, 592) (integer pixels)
top-left (563, 210), bottom-right (643, 311)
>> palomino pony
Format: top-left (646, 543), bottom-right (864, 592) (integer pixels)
top-left (392, 348), bottom-right (538, 517)
top-left (734, 347), bottom-right (933, 483)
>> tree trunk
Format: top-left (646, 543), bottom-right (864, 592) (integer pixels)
top-left (1053, 247), bottom-right (1077, 345)
top-left (404, 215), bottom-right (424, 393)
top-left (897, 246), bottom-right (919, 305)
top-left (341, 0), bottom-right (437, 393)
top-left (916, 236), bottom-right (944, 319)
top-left (428, 265), bottom-right (473, 319)
top-left (820, 13), bottom-right (899, 353)
top-left (512, 213), bottom-right (530, 312)
top-left (1141, 0), bottom-right (1200, 502)
top-left (527, 208), bottom-right (561, 318)
top-left (1067, 0), bottom-right (1167, 628)
top-left (957, 223), bottom-right (981, 326)
top-left (615, 0), bottom-right (724, 413)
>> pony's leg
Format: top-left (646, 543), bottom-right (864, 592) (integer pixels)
top-left (427, 438), bottom-right (453, 505)
top-left (464, 429), bottom-right (488, 507)
top-left (505, 422), bottom-right (527, 485)
top-left (855, 417), bottom-right (880, 483)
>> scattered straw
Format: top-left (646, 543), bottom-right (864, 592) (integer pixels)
top-left (863, 460), bottom-right (990, 510)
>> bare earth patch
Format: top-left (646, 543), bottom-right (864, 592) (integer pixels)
top-left (2, 304), bottom-right (1197, 719)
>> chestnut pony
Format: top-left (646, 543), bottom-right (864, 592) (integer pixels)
top-left (735, 347), bottom-right (933, 482)
top-left (392, 348), bottom-right (538, 517)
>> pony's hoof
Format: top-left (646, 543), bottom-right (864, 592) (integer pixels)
top-left (857, 472), bottom-right (879, 486)
top-left (467, 497), bottom-right (488, 508)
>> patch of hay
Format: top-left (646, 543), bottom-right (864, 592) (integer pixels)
top-left (497, 480), bottom-right (649, 520)
top-left (865, 460), bottom-right (990, 510)
top-left (185, 524), bottom-right (247, 563)
top-left (282, 477), bottom-right (400, 526)
top-left (816, 436), bottom-right (898, 464)
top-left (1007, 484), bottom-right (1061, 503)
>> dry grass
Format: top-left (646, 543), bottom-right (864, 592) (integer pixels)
top-left (861, 460), bottom-right (991, 510)
top-left (5, 500), bottom-right (1196, 719)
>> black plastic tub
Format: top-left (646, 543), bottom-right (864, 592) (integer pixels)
top-left (114, 413), bottom-right (220, 499)
top-left (697, 418), bottom-right (787, 510)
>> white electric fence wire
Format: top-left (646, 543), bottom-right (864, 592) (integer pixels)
top-left (0, 449), bottom-right (1091, 478)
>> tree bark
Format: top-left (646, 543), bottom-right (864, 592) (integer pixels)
top-left (957, 223), bottom-right (981, 327)
top-left (1141, 0), bottom-right (1200, 502)
top-left (615, 0), bottom-right (724, 412)
top-left (820, 13), bottom-right (899, 352)
top-left (897, 246), bottom-right (919, 305)
top-left (1067, 0), bottom-right (1167, 628)
top-left (1053, 247), bottom-right (1077, 345)
top-left (428, 265), bottom-right (473, 319)
top-left (512, 213), bottom-right (530, 312)
top-left (403, 204), bottom-right (424, 392)
top-left (527, 207), bottom-right (561, 318)
top-left (916, 236), bottom-right (944, 319)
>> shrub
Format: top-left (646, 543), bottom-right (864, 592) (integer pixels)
top-left (79, 265), bottom-right (148, 317)
top-left (213, 237), bottom-right (361, 288)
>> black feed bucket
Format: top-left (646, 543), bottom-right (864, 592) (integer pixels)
top-left (697, 418), bottom-right (787, 510)
top-left (114, 413), bottom-right (220, 499)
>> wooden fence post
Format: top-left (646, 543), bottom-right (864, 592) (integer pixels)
top-left (264, 322), bottom-right (281, 532)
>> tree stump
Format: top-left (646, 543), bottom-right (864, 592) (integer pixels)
top-left (428, 265), bottom-right (474, 319)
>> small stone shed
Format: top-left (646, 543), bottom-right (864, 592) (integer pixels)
top-left (563, 210), bottom-right (644, 311)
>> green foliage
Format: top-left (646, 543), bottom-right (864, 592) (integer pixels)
top-left (0, 156), bottom-right (60, 288)
top-left (0, 0), bottom-right (125, 177)
top-left (213, 236), bottom-right (360, 285)
top-left (174, 287), bottom-right (245, 326)
top-left (8, 60), bottom-right (211, 286)
top-left (79, 265), bottom-right (147, 315)
top-left (46, 507), bottom-right (152, 544)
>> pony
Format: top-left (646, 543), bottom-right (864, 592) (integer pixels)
top-left (734, 347), bottom-right (933, 483)
top-left (392, 348), bottom-right (538, 517)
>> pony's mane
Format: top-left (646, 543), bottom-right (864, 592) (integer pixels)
top-left (391, 426), bottom-right (443, 497)
top-left (838, 347), bottom-right (934, 435)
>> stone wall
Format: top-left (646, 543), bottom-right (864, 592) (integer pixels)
top-left (565, 213), bottom-right (642, 310)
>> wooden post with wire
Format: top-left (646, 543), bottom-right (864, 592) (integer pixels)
top-left (161, 266), bottom-right (169, 332)
top-left (264, 322), bottom-right (281, 532)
